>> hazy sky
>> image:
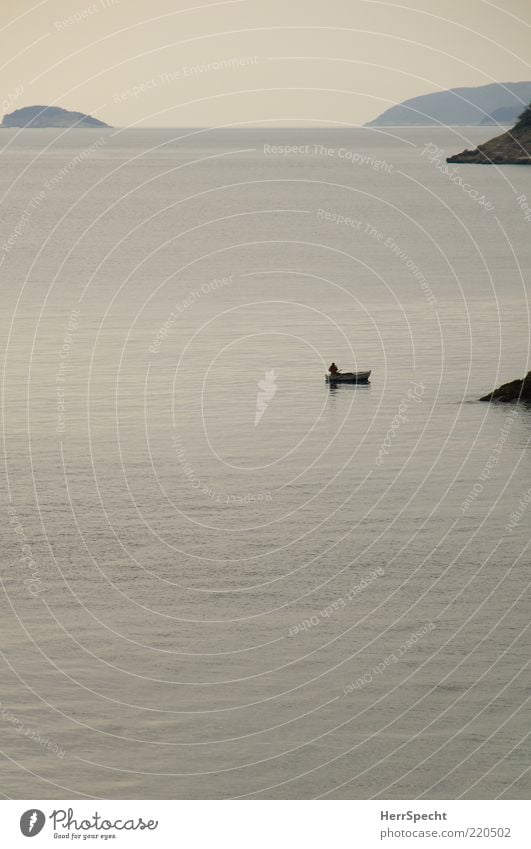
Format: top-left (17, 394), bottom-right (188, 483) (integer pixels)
top-left (2, 0), bottom-right (530, 126)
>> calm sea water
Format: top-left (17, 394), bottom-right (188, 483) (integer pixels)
top-left (0, 127), bottom-right (529, 799)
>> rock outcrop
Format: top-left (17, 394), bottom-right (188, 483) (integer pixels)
top-left (447, 103), bottom-right (531, 164)
top-left (1, 106), bottom-right (110, 128)
top-left (480, 372), bottom-right (531, 402)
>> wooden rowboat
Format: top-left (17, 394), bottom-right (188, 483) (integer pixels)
top-left (325, 370), bottom-right (371, 384)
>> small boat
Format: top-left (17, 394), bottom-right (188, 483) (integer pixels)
top-left (325, 370), bottom-right (371, 384)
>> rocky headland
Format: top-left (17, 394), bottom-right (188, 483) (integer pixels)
top-left (1, 105), bottom-right (110, 128)
top-left (480, 372), bottom-right (531, 403)
top-left (447, 102), bottom-right (531, 164)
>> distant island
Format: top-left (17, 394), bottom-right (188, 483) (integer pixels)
top-left (1, 105), bottom-right (110, 128)
top-left (446, 102), bottom-right (531, 164)
top-left (480, 105), bottom-right (522, 126)
top-left (365, 81), bottom-right (531, 127)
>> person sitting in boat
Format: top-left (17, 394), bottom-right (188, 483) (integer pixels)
top-left (329, 362), bottom-right (341, 375)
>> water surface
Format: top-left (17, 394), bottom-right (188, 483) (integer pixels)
top-left (0, 127), bottom-right (529, 798)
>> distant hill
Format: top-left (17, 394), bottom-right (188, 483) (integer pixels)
top-left (1, 105), bottom-right (110, 128)
top-left (480, 105), bottom-right (522, 126)
top-left (366, 82), bottom-right (531, 127)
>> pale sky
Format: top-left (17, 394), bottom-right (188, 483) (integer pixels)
top-left (2, 0), bottom-right (530, 127)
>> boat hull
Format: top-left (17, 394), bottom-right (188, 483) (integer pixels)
top-left (325, 370), bottom-right (371, 384)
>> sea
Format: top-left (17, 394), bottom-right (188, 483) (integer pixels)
top-left (0, 127), bottom-right (529, 799)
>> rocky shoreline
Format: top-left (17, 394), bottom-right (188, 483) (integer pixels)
top-left (480, 372), bottom-right (531, 403)
top-left (447, 107), bottom-right (531, 164)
